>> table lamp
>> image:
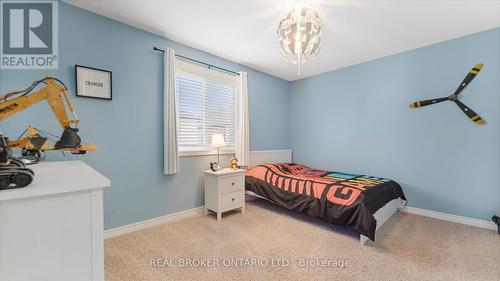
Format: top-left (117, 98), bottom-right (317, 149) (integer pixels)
top-left (211, 134), bottom-right (225, 171)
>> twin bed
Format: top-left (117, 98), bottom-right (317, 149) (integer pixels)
top-left (244, 150), bottom-right (406, 244)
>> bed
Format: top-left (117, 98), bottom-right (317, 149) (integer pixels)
top-left (245, 150), bottom-right (406, 244)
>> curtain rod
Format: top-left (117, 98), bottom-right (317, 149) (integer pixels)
top-left (153, 47), bottom-right (240, 76)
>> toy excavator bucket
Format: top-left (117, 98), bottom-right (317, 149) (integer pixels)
top-left (29, 135), bottom-right (48, 150)
top-left (54, 127), bottom-right (82, 149)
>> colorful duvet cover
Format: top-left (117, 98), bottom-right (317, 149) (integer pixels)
top-left (245, 163), bottom-right (406, 241)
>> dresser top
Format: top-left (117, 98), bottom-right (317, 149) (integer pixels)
top-left (0, 160), bottom-right (111, 202)
top-left (203, 168), bottom-right (246, 176)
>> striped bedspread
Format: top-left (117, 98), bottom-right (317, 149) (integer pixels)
top-left (245, 163), bottom-right (406, 241)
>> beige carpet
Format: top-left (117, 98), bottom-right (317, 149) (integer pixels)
top-left (105, 199), bottom-right (500, 281)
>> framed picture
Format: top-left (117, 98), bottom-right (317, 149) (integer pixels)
top-left (75, 65), bottom-right (112, 100)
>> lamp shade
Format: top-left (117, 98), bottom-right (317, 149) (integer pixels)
top-left (211, 134), bottom-right (226, 148)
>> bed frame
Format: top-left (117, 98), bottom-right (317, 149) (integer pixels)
top-left (247, 149), bottom-right (405, 245)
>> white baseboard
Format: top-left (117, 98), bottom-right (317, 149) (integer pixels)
top-left (104, 204), bottom-right (496, 240)
top-left (401, 206), bottom-right (496, 231)
top-left (104, 206), bottom-right (205, 239)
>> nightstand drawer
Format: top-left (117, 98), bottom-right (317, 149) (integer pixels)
top-left (220, 175), bottom-right (244, 194)
top-left (220, 191), bottom-right (243, 211)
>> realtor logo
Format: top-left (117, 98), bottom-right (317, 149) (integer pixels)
top-left (1, 0), bottom-right (58, 69)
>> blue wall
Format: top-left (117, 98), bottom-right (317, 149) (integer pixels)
top-left (289, 28), bottom-right (500, 220)
top-left (1, 1), bottom-right (497, 228)
top-left (0, 2), bottom-right (290, 229)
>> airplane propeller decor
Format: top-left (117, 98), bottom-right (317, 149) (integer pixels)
top-left (409, 64), bottom-right (485, 125)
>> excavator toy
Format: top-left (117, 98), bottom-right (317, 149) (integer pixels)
top-left (0, 76), bottom-right (97, 190)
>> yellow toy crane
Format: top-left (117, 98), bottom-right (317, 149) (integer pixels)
top-left (0, 76), bottom-right (97, 189)
top-left (9, 125), bottom-right (97, 161)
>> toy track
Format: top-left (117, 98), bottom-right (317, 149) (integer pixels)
top-left (0, 166), bottom-right (34, 190)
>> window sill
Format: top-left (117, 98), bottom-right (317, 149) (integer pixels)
top-left (179, 149), bottom-right (235, 157)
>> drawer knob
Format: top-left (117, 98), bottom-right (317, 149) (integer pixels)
top-left (232, 182), bottom-right (235, 185)
top-left (232, 198), bottom-right (235, 201)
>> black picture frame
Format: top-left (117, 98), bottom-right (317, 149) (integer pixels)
top-left (75, 65), bottom-right (112, 100)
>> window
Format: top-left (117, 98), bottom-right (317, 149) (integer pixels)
top-left (175, 60), bottom-right (237, 156)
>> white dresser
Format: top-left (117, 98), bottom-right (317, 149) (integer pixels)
top-left (204, 169), bottom-right (246, 221)
top-left (0, 161), bottom-right (111, 281)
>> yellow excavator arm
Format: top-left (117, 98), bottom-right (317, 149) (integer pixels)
top-left (0, 76), bottom-right (79, 128)
top-left (0, 76), bottom-right (97, 158)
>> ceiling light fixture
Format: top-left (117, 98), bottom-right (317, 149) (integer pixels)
top-left (277, 6), bottom-right (322, 76)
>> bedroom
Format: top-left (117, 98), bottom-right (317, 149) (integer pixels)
top-left (0, 0), bottom-right (498, 280)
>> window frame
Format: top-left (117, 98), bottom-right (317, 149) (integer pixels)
top-left (175, 59), bottom-right (238, 157)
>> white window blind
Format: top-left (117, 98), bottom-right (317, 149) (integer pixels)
top-left (175, 61), bottom-right (236, 154)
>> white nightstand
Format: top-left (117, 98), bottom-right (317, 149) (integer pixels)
top-left (204, 168), bottom-right (246, 221)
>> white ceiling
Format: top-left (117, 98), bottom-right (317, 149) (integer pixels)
top-left (63, 0), bottom-right (500, 81)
